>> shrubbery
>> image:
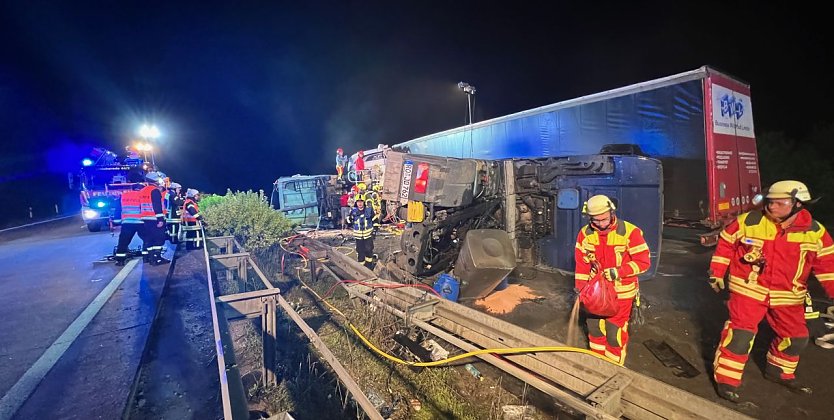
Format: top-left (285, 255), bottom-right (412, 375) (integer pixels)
top-left (198, 193), bottom-right (225, 211)
top-left (201, 189), bottom-right (294, 250)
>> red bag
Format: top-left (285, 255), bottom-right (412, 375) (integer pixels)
top-left (579, 275), bottom-right (618, 317)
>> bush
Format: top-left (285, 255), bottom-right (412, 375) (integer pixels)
top-left (201, 189), bottom-right (294, 250)
top-left (199, 193), bottom-right (226, 211)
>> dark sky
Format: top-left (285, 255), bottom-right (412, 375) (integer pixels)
top-left (1, 2), bottom-right (831, 225)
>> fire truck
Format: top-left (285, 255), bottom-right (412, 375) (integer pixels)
top-left (73, 147), bottom-right (156, 232)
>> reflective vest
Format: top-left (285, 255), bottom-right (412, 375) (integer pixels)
top-left (182, 199), bottom-right (200, 223)
top-left (710, 209), bottom-right (834, 306)
top-left (574, 218), bottom-right (651, 300)
top-left (120, 190), bottom-right (144, 224)
top-left (138, 185), bottom-right (159, 220)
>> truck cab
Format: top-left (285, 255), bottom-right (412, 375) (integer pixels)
top-left (271, 175), bottom-right (340, 228)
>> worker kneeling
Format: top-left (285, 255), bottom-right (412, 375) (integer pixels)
top-left (574, 195), bottom-right (651, 365)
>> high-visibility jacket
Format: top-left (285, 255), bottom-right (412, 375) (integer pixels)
top-left (138, 185), bottom-right (165, 221)
top-left (710, 209), bottom-right (834, 305)
top-left (118, 190), bottom-right (144, 224)
top-left (182, 199), bottom-right (201, 223)
top-left (350, 206), bottom-right (375, 239)
top-left (574, 218), bottom-right (651, 299)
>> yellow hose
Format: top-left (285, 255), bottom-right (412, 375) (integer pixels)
top-left (299, 275), bottom-right (618, 367)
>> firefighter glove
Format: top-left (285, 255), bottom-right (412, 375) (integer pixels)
top-left (603, 267), bottom-right (619, 282)
top-left (709, 276), bottom-right (725, 292)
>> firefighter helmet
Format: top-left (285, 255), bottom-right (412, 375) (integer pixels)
top-left (372, 184), bottom-right (382, 192)
top-left (766, 180), bottom-right (812, 202)
top-left (186, 188), bottom-right (199, 198)
top-left (583, 195), bottom-right (616, 216)
top-left (357, 183), bottom-right (367, 191)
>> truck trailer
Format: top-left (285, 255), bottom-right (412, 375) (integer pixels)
top-left (394, 66), bottom-right (760, 237)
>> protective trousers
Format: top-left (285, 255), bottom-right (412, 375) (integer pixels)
top-left (142, 220), bottom-right (167, 262)
top-left (713, 294), bottom-right (808, 387)
top-left (355, 237), bottom-right (374, 269)
top-left (115, 224), bottom-right (144, 263)
top-left (586, 298), bottom-right (633, 365)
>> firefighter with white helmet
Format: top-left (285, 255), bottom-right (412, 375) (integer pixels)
top-left (574, 194), bottom-right (651, 365)
top-left (709, 180), bottom-right (834, 402)
top-left (165, 182), bottom-right (184, 243)
top-left (181, 188), bottom-right (207, 250)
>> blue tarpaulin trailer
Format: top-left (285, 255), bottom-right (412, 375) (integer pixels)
top-left (394, 66), bottom-right (760, 229)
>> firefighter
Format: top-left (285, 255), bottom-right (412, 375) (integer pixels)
top-left (354, 150), bottom-right (366, 181)
top-left (182, 189), bottom-right (207, 250)
top-left (139, 179), bottom-right (168, 265)
top-left (709, 180), bottom-right (834, 402)
top-left (574, 195), bottom-right (651, 365)
top-left (113, 184), bottom-right (145, 266)
top-left (165, 182), bottom-right (184, 243)
top-left (339, 187), bottom-right (351, 231)
top-left (349, 195), bottom-right (375, 269)
top-left (367, 183), bottom-right (383, 230)
top-left (335, 148), bottom-right (348, 181)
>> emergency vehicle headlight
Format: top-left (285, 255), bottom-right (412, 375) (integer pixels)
top-left (82, 158), bottom-right (93, 166)
top-left (83, 209), bottom-right (99, 219)
top-left (95, 201), bottom-right (107, 208)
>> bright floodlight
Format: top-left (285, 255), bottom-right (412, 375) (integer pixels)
top-left (457, 81), bottom-right (476, 95)
top-left (138, 124), bottom-right (161, 139)
top-left (82, 158), bottom-right (93, 166)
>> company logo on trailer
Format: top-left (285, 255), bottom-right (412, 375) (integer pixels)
top-left (720, 94), bottom-right (744, 120)
top-left (712, 82), bottom-right (754, 138)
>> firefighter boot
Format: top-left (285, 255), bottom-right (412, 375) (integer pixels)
top-left (764, 371), bottom-right (813, 395)
top-left (715, 383), bottom-right (740, 403)
top-left (151, 251), bottom-right (171, 266)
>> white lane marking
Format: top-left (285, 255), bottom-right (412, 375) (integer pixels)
top-left (0, 258), bottom-right (140, 420)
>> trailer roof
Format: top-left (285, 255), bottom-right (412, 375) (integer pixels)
top-left (397, 65), bottom-right (746, 148)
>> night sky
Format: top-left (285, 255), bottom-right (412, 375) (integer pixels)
top-left (1, 2), bottom-right (831, 226)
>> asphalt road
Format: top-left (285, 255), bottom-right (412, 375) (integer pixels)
top-left (0, 217), bottom-right (169, 419)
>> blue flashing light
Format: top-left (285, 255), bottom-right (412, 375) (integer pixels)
top-left (82, 158), bottom-right (94, 166)
top-left (96, 201), bottom-right (107, 208)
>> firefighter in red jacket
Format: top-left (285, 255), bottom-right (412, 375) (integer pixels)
top-left (709, 180), bottom-right (834, 402)
top-left (574, 195), bottom-right (651, 365)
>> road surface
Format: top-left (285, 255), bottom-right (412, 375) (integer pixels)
top-left (0, 218), bottom-right (169, 420)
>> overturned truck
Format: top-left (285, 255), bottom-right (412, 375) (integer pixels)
top-left (380, 150), bottom-right (663, 281)
top-left (382, 65), bottom-right (761, 286)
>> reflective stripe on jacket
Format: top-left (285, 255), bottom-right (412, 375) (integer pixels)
top-left (710, 209), bottom-right (834, 305)
top-left (120, 190), bottom-right (144, 224)
top-left (351, 206), bottom-right (375, 239)
top-left (182, 199), bottom-right (201, 223)
top-left (574, 218), bottom-right (651, 299)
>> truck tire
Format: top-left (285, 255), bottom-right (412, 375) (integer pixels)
top-left (87, 221), bottom-right (102, 232)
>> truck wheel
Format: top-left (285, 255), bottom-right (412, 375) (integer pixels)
top-left (87, 221), bottom-right (102, 232)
